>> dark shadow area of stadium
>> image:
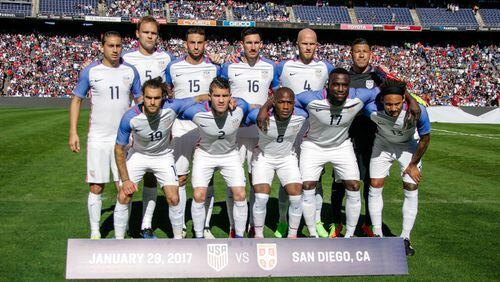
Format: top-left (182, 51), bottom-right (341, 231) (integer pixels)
top-left (98, 197), bottom-right (395, 238)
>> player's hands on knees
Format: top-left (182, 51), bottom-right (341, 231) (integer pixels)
top-left (69, 133), bottom-right (80, 153)
top-left (256, 107), bottom-right (270, 133)
top-left (404, 163), bottom-right (421, 184)
top-left (121, 180), bottom-right (138, 196)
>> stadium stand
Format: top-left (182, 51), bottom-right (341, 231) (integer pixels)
top-left (0, 1), bottom-right (31, 16)
top-left (39, 0), bottom-right (98, 16)
top-left (293, 5), bottom-right (351, 24)
top-left (355, 7), bottom-right (414, 25)
top-left (232, 2), bottom-right (288, 22)
top-left (106, 0), bottom-right (166, 18)
top-left (169, 0), bottom-right (226, 20)
top-left (479, 9), bottom-right (500, 27)
top-left (416, 8), bottom-right (479, 28)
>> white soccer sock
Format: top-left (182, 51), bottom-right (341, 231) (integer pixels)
top-left (253, 193), bottom-right (269, 238)
top-left (278, 186), bottom-right (289, 222)
top-left (345, 190), bottom-right (361, 238)
top-left (315, 182), bottom-right (324, 223)
top-left (178, 185), bottom-right (187, 229)
top-left (248, 187), bottom-right (255, 226)
top-left (169, 203), bottom-right (184, 239)
top-left (288, 195), bottom-right (302, 237)
top-left (113, 202), bottom-right (129, 239)
top-left (141, 186), bottom-right (157, 230)
top-left (401, 189), bottom-right (419, 240)
top-left (191, 201), bottom-right (205, 238)
top-left (88, 192), bottom-right (102, 237)
top-left (204, 184), bottom-right (215, 228)
top-left (302, 189), bottom-right (317, 237)
top-left (368, 186), bottom-right (384, 237)
top-left (233, 200), bottom-right (248, 237)
top-left (225, 187), bottom-right (235, 229)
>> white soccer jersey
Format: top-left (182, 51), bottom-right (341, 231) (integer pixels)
top-left (166, 57), bottom-right (220, 99)
top-left (73, 60), bottom-right (142, 142)
top-left (246, 107), bottom-right (307, 157)
top-left (277, 58), bottom-right (333, 94)
top-left (365, 102), bottom-right (431, 145)
top-left (116, 98), bottom-right (196, 155)
top-left (122, 48), bottom-right (175, 84)
top-left (295, 88), bottom-right (377, 147)
top-left (221, 57), bottom-right (279, 106)
top-left (181, 98), bottom-right (250, 155)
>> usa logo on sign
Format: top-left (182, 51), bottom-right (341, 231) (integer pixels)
top-left (207, 244), bottom-right (228, 272)
top-left (256, 243), bottom-right (277, 271)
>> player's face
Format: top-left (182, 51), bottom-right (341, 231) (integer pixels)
top-left (185, 33), bottom-right (206, 60)
top-left (136, 22), bottom-right (158, 52)
top-left (382, 94), bottom-right (404, 117)
top-left (297, 33), bottom-right (317, 62)
top-left (241, 34), bottom-right (262, 60)
top-left (210, 86), bottom-right (231, 115)
top-left (101, 36), bottom-right (122, 65)
top-left (143, 87), bottom-right (163, 116)
top-left (274, 93), bottom-right (294, 120)
top-left (328, 74), bottom-right (350, 105)
top-left (351, 44), bottom-right (371, 70)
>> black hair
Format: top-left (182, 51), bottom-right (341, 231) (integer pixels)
top-left (142, 76), bottom-right (167, 96)
top-left (379, 79), bottom-right (406, 96)
top-left (209, 77), bottom-right (230, 94)
top-left (241, 27), bottom-right (261, 41)
top-left (186, 27), bottom-right (206, 40)
top-left (351, 38), bottom-right (370, 49)
top-left (329, 67), bottom-right (350, 77)
top-left (101, 30), bottom-right (121, 45)
top-left (274, 87), bottom-right (295, 100)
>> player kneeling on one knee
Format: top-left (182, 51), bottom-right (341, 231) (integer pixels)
top-left (365, 79), bottom-right (430, 255)
top-left (248, 87), bottom-right (307, 238)
top-left (113, 77), bottom-right (208, 239)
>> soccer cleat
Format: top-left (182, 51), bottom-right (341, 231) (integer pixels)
top-left (247, 226), bottom-right (255, 238)
top-left (203, 228), bottom-right (215, 239)
top-left (287, 234), bottom-right (297, 239)
top-left (316, 222), bottom-right (329, 238)
top-left (234, 235), bottom-right (244, 238)
top-left (362, 224), bottom-right (375, 237)
top-left (404, 238), bottom-right (415, 256)
top-left (140, 228), bottom-right (157, 239)
top-left (182, 228), bottom-right (187, 239)
top-left (90, 235), bottom-right (101, 240)
top-left (329, 223), bottom-right (344, 238)
top-left (274, 221), bottom-right (288, 238)
top-left (228, 228), bottom-right (236, 238)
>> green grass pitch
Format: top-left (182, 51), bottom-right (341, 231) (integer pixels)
top-left (0, 107), bottom-right (499, 281)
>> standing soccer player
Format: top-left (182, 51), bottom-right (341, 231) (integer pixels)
top-left (122, 16), bottom-right (176, 239)
top-left (246, 87), bottom-right (314, 238)
top-left (365, 80), bottom-right (430, 255)
top-left (68, 31), bottom-right (142, 239)
top-left (182, 77), bottom-right (250, 238)
top-left (221, 27), bottom-right (279, 237)
top-left (113, 77), bottom-right (208, 239)
top-left (274, 28), bottom-right (333, 238)
top-left (166, 27), bottom-right (220, 239)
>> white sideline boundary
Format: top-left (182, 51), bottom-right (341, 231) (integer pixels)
top-left (432, 128), bottom-right (500, 140)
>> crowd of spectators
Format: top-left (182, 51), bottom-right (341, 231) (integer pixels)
top-left (0, 33), bottom-right (497, 106)
top-left (169, 0), bottom-right (226, 20)
top-left (231, 2), bottom-right (289, 22)
top-left (106, 0), bottom-right (166, 18)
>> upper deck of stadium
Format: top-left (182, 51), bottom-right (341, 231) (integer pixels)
top-left (0, 0), bottom-right (498, 29)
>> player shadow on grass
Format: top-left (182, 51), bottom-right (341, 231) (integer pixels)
top-left (99, 197), bottom-right (395, 238)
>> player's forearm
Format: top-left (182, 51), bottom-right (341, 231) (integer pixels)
top-left (194, 94), bottom-right (209, 103)
top-left (410, 134), bottom-right (430, 165)
top-left (114, 144), bottom-right (130, 182)
top-left (404, 90), bottom-right (421, 118)
top-left (69, 96), bottom-right (82, 134)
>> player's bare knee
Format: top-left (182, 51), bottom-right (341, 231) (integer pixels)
top-left (403, 182), bottom-right (418, 191)
top-left (89, 184), bottom-right (104, 194)
top-left (344, 180), bottom-right (360, 191)
top-left (167, 194), bottom-right (179, 206)
top-left (232, 188), bottom-right (246, 201)
top-left (178, 175), bottom-right (187, 187)
top-left (303, 181), bottom-right (317, 190)
top-left (370, 178), bottom-right (385, 188)
top-left (193, 188), bottom-right (207, 203)
top-left (285, 183), bottom-right (302, 196)
top-left (143, 172), bottom-right (158, 187)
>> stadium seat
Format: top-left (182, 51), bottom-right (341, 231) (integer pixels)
top-left (417, 8), bottom-right (479, 28)
top-left (354, 7), bottom-right (414, 25)
top-left (479, 9), bottom-right (500, 27)
top-left (293, 5), bottom-right (351, 24)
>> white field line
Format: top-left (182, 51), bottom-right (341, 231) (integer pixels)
top-left (432, 128), bottom-right (500, 140)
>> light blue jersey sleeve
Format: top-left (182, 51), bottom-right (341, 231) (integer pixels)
top-left (262, 58), bottom-right (280, 90)
top-left (179, 102), bottom-right (207, 121)
top-left (116, 107), bottom-right (140, 146)
top-left (417, 105), bottom-right (431, 137)
top-left (130, 65), bottom-right (142, 98)
top-left (295, 90), bottom-right (324, 110)
top-left (220, 62), bottom-right (231, 80)
top-left (354, 87), bottom-right (380, 104)
top-left (276, 60), bottom-right (286, 78)
top-left (363, 101), bottom-right (379, 117)
top-left (244, 108), bottom-right (259, 126)
top-left (165, 61), bottom-right (174, 85)
top-left (294, 106), bottom-right (309, 118)
top-left (324, 60), bottom-right (334, 74)
top-left (236, 97), bottom-right (251, 115)
top-left (163, 97), bottom-right (197, 115)
top-left (72, 61), bottom-right (98, 98)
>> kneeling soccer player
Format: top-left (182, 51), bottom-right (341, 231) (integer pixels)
top-left (181, 77), bottom-right (251, 238)
top-left (113, 77), bottom-right (206, 239)
top-left (365, 79), bottom-right (431, 255)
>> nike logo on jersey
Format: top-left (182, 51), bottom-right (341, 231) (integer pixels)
top-left (235, 73), bottom-right (243, 77)
top-left (289, 73), bottom-right (297, 76)
top-left (176, 74), bottom-right (183, 77)
top-left (199, 124), bottom-right (208, 127)
top-left (92, 79), bottom-right (104, 83)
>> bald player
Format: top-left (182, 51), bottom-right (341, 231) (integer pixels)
top-left (274, 28), bottom-right (333, 238)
